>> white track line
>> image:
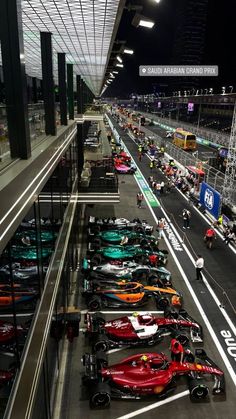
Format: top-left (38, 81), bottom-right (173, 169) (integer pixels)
top-left (107, 348), bottom-right (127, 354)
top-left (115, 390), bottom-right (189, 419)
top-left (81, 310), bottom-right (164, 315)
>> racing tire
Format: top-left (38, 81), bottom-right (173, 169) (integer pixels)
top-left (164, 307), bottom-right (179, 319)
top-left (94, 313), bottom-right (106, 327)
top-left (93, 335), bottom-right (109, 352)
top-left (156, 296), bottom-right (169, 309)
top-left (160, 249), bottom-right (169, 255)
top-left (189, 379), bottom-right (209, 400)
top-left (96, 349), bottom-right (108, 367)
top-left (91, 254), bottom-right (102, 266)
top-left (90, 383), bottom-right (111, 408)
top-left (88, 296), bottom-right (102, 311)
top-left (140, 238), bottom-right (149, 247)
top-left (135, 227), bottom-right (145, 234)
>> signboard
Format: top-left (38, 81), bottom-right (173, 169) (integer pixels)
top-left (199, 182), bottom-right (221, 219)
top-left (188, 102), bottom-right (194, 112)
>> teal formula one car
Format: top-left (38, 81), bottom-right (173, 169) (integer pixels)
top-left (89, 229), bottom-right (159, 247)
top-left (10, 246), bottom-right (53, 261)
top-left (89, 245), bottom-right (168, 266)
top-left (82, 259), bottom-right (171, 287)
top-left (15, 230), bottom-right (56, 244)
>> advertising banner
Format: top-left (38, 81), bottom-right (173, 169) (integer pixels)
top-left (200, 182), bottom-right (221, 219)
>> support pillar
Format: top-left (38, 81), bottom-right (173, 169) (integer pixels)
top-left (76, 75), bottom-right (83, 114)
top-left (58, 53), bottom-right (67, 126)
top-left (77, 123), bottom-right (84, 179)
top-left (40, 32), bottom-right (56, 136)
top-left (67, 64), bottom-right (74, 120)
top-left (0, 0), bottom-right (31, 158)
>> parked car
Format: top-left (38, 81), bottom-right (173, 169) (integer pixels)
top-left (82, 349), bottom-right (225, 407)
top-left (85, 309), bottom-right (203, 351)
top-left (82, 279), bottom-right (181, 310)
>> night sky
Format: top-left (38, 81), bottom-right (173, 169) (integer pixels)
top-left (106, 0), bottom-right (235, 97)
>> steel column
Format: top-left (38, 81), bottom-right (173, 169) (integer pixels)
top-left (40, 32), bottom-right (56, 136)
top-left (76, 75), bottom-right (83, 114)
top-left (0, 0), bottom-right (31, 159)
top-left (58, 53), bottom-right (68, 126)
top-left (77, 123), bottom-right (84, 178)
top-left (67, 64), bottom-right (74, 120)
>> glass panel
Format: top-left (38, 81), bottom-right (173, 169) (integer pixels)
top-left (0, 148), bottom-right (76, 417)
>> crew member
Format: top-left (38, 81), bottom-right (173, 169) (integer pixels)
top-left (148, 254), bottom-right (158, 267)
top-left (170, 338), bottom-right (184, 363)
top-left (204, 226), bottom-right (216, 245)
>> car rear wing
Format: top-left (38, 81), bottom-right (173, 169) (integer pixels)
top-left (85, 313), bottom-right (102, 333)
top-left (195, 349), bottom-right (225, 395)
top-left (82, 353), bottom-right (99, 382)
top-left (179, 309), bottom-right (203, 343)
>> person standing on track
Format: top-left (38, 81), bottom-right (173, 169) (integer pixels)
top-left (160, 180), bottom-right (165, 195)
top-left (182, 209), bottom-right (191, 229)
top-left (156, 218), bottom-right (165, 239)
top-left (149, 160), bottom-right (154, 172)
top-left (224, 229), bottom-right (235, 245)
top-left (195, 254), bottom-right (204, 280)
top-left (136, 192), bottom-right (144, 209)
top-left (204, 226), bottom-right (216, 248)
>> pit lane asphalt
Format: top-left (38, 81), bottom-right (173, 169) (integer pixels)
top-left (58, 147), bottom-right (236, 419)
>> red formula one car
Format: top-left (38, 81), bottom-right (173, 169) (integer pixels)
top-left (85, 309), bottom-right (203, 351)
top-left (82, 349), bottom-right (225, 407)
top-left (0, 368), bottom-right (15, 389)
top-left (0, 319), bottom-right (29, 353)
top-left (118, 151), bottom-right (131, 162)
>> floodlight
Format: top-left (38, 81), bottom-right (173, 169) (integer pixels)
top-left (124, 49), bottom-right (134, 55)
top-left (116, 63), bottom-right (124, 68)
top-left (116, 55), bottom-right (123, 63)
top-left (132, 13), bottom-right (155, 29)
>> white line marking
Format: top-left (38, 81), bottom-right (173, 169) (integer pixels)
top-left (107, 348), bottom-right (126, 354)
top-left (81, 310), bottom-right (164, 315)
top-left (115, 390), bottom-right (189, 419)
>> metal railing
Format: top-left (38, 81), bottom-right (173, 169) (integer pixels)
top-left (140, 123), bottom-right (227, 198)
top-left (140, 111), bottom-right (230, 147)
